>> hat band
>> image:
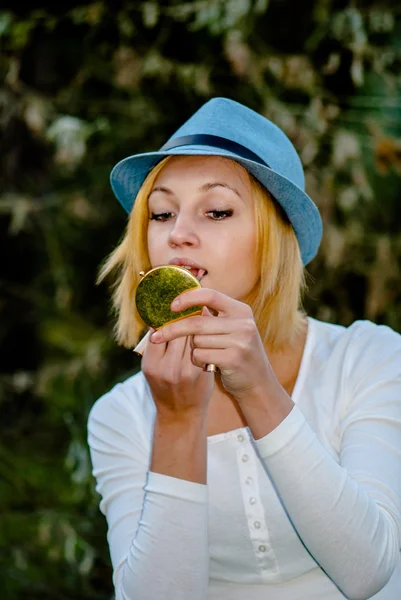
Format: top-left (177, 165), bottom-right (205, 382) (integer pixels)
top-left (160, 134), bottom-right (269, 168)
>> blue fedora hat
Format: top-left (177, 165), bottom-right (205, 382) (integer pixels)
top-left (110, 97), bottom-right (322, 265)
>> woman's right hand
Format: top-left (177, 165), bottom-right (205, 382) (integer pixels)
top-left (141, 323), bottom-right (215, 422)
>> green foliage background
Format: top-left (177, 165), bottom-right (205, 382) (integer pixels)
top-left (1, 1), bottom-right (401, 598)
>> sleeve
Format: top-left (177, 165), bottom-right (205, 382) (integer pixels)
top-left (254, 324), bottom-right (401, 600)
top-left (87, 386), bottom-right (209, 600)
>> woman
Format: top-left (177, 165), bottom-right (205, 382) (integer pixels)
top-left (87, 98), bottom-right (401, 600)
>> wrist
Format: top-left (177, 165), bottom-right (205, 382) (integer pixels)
top-left (152, 411), bottom-right (208, 483)
top-left (155, 409), bottom-right (208, 430)
top-left (235, 384), bottom-right (294, 440)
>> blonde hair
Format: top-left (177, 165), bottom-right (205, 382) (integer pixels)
top-left (242, 176), bottom-right (306, 348)
top-left (98, 156), bottom-right (306, 351)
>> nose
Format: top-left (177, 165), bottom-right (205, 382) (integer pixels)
top-left (168, 214), bottom-right (199, 248)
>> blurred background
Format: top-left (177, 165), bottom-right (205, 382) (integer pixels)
top-left (1, 1), bottom-right (401, 598)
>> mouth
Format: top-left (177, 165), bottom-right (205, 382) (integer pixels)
top-left (168, 258), bottom-right (208, 281)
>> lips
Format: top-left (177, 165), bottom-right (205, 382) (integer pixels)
top-left (168, 258), bottom-right (208, 279)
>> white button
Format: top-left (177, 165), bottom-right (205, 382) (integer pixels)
top-left (237, 434), bottom-right (245, 442)
top-left (245, 477), bottom-right (253, 485)
top-left (254, 521), bottom-right (261, 529)
top-left (249, 497), bottom-right (256, 505)
top-left (258, 544), bottom-right (267, 552)
top-left (242, 454), bottom-right (249, 462)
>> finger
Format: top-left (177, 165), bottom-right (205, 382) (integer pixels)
top-left (151, 315), bottom-right (240, 343)
top-left (191, 348), bottom-right (229, 371)
top-left (188, 313), bottom-right (206, 351)
top-left (191, 334), bottom-right (233, 349)
top-left (155, 336), bottom-right (188, 380)
top-left (183, 334), bottom-right (204, 374)
top-left (142, 333), bottom-right (168, 371)
top-left (164, 334), bottom-right (188, 362)
top-left (177, 334), bottom-right (196, 375)
top-left (146, 329), bottom-right (168, 357)
top-left (171, 288), bottom-right (252, 318)
top-left (181, 334), bottom-right (191, 360)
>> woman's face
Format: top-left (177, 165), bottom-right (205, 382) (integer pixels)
top-left (147, 155), bottom-right (259, 302)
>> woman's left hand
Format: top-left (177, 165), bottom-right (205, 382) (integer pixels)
top-left (149, 288), bottom-right (276, 402)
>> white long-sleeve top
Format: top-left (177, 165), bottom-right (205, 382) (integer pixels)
top-left (87, 317), bottom-right (401, 600)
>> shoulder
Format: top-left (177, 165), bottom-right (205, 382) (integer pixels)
top-left (87, 370), bottom-right (155, 443)
top-left (309, 317), bottom-right (401, 360)
top-left (347, 320), bottom-right (401, 357)
top-left (308, 317), bottom-right (401, 393)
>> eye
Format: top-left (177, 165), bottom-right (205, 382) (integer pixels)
top-left (206, 210), bottom-right (233, 220)
top-left (150, 212), bottom-right (173, 222)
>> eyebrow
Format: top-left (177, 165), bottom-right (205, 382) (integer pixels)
top-left (200, 182), bottom-right (241, 197)
top-left (149, 182), bottom-right (241, 198)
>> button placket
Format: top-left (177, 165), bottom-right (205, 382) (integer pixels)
top-left (236, 433), bottom-right (275, 570)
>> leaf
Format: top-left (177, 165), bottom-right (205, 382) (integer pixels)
top-left (142, 2), bottom-right (160, 28)
top-left (351, 54), bottom-right (364, 87)
top-left (0, 11), bottom-right (13, 36)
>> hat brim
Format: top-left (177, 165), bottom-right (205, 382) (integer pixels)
top-left (110, 146), bottom-right (322, 265)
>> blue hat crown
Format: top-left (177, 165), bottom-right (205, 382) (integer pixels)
top-left (168, 98), bottom-right (305, 191)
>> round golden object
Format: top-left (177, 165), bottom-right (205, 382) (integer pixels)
top-left (135, 265), bottom-right (203, 330)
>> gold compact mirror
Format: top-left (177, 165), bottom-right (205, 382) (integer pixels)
top-left (133, 264), bottom-right (217, 372)
top-left (136, 265), bottom-right (203, 329)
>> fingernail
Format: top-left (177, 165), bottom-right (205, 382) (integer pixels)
top-left (150, 331), bottom-right (162, 342)
top-left (171, 298), bottom-right (180, 310)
